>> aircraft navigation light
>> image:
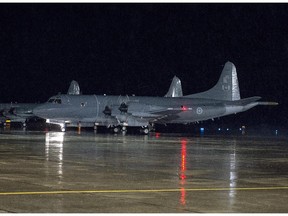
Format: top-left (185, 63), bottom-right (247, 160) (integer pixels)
top-left (181, 105), bottom-right (188, 111)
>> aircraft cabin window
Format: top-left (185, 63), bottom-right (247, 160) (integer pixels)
top-left (47, 98), bottom-right (61, 104)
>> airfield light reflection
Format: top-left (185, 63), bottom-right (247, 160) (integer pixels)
top-left (179, 138), bottom-right (187, 206)
top-left (45, 132), bottom-right (64, 180)
top-left (229, 151), bottom-right (237, 197)
top-left (155, 132), bottom-right (161, 138)
top-left (180, 139), bottom-right (187, 180)
top-left (228, 140), bottom-right (237, 209)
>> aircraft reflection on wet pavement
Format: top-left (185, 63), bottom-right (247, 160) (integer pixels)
top-left (33, 61), bottom-right (278, 134)
top-left (45, 132), bottom-right (64, 181)
top-left (1, 129), bottom-right (288, 212)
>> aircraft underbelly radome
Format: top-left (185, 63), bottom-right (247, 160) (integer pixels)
top-left (33, 61), bottom-right (278, 132)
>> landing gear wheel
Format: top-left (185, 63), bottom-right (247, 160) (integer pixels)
top-left (143, 128), bottom-right (149, 135)
top-left (113, 126), bottom-right (120, 133)
top-left (60, 124), bottom-right (66, 132)
top-left (140, 126), bottom-right (149, 135)
top-left (122, 126), bottom-right (127, 132)
top-left (94, 122), bottom-right (98, 131)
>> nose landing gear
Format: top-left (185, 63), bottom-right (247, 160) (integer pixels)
top-left (140, 126), bottom-right (150, 135)
top-left (60, 124), bottom-right (66, 132)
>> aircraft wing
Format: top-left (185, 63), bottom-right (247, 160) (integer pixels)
top-left (109, 101), bottom-right (184, 126)
top-left (145, 108), bottom-right (182, 123)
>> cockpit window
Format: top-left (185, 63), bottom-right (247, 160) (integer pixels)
top-left (55, 99), bottom-right (61, 104)
top-left (47, 98), bottom-right (62, 104)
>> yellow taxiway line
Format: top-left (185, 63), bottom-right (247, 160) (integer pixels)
top-left (1, 186), bottom-right (288, 196)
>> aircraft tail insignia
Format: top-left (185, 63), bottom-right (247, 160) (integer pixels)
top-left (185, 61), bottom-right (241, 101)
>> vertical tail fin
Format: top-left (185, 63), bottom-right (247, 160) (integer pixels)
top-left (67, 80), bottom-right (80, 95)
top-left (184, 61), bottom-right (241, 101)
top-left (164, 76), bottom-right (183, 97)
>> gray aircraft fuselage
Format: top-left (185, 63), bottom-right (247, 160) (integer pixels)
top-left (34, 94), bottom-right (228, 123)
top-left (33, 61), bottom-right (278, 132)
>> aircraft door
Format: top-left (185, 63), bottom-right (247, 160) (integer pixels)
top-left (93, 95), bottom-right (99, 117)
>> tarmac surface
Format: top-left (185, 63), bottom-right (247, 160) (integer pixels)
top-left (0, 128), bottom-right (288, 213)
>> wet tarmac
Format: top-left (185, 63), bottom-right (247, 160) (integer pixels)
top-left (0, 128), bottom-right (288, 213)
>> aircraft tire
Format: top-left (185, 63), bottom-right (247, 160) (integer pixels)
top-left (113, 127), bottom-right (120, 133)
top-left (140, 127), bottom-right (149, 135)
top-left (60, 125), bottom-right (66, 132)
top-left (143, 128), bottom-right (149, 134)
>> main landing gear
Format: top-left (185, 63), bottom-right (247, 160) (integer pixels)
top-left (111, 125), bottom-right (150, 135)
top-left (140, 126), bottom-right (149, 135)
top-left (112, 126), bottom-right (127, 134)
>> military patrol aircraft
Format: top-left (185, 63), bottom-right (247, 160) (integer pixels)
top-left (33, 61), bottom-right (278, 134)
top-left (0, 80), bottom-right (80, 126)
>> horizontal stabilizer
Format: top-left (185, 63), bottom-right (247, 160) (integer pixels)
top-left (226, 96), bottom-right (278, 106)
top-left (257, 101), bottom-right (279, 106)
top-left (226, 96), bottom-right (261, 106)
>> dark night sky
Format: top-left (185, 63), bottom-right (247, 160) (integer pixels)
top-left (0, 3), bottom-right (287, 128)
